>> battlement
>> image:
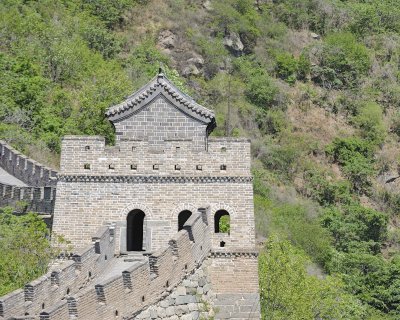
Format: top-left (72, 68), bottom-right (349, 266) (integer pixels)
top-left (59, 136), bottom-right (251, 176)
top-left (0, 182), bottom-right (56, 214)
top-left (0, 225), bottom-right (115, 319)
top-left (0, 209), bottom-right (213, 319)
top-left (0, 141), bottom-right (58, 187)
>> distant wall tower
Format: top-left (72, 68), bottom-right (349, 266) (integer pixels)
top-left (52, 71), bottom-right (260, 319)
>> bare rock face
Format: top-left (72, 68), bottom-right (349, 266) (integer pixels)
top-left (310, 32), bottom-right (321, 40)
top-left (203, 0), bottom-right (212, 11)
top-left (183, 54), bottom-right (205, 77)
top-left (223, 32), bottom-right (244, 55)
top-left (158, 30), bottom-right (176, 52)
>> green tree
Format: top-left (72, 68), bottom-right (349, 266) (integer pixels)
top-left (0, 207), bottom-right (62, 296)
top-left (259, 236), bottom-right (366, 319)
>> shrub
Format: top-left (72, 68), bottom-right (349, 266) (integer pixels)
top-left (326, 137), bottom-right (374, 165)
top-left (326, 137), bottom-right (375, 193)
top-left (303, 169), bottom-right (353, 206)
top-left (274, 51), bottom-right (298, 84)
top-left (259, 236), bottom-right (366, 319)
top-left (321, 204), bottom-right (388, 255)
top-left (311, 32), bottom-right (371, 89)
top-left (352, 102), bottom-right (386, 146)
top-left (234, 57), bottom-right (280, 109)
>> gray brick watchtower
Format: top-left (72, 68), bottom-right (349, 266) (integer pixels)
top-left (49, 70), bottom-right (260, 319)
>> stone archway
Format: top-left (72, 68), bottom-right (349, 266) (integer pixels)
top-left (178, 210), bottom-right (192, 231)
top-left (126, 209), bottom-right (145, 251)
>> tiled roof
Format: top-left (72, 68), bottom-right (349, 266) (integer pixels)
top-left (105, 71), bottom-right (215, 127)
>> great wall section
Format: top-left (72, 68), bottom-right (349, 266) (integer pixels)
top-left (0, 140), bottom-right (57, 218)
top-left (0, 72), bottom-right (261, 320)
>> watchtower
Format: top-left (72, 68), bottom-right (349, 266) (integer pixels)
top-left (52, 71), bottom-right (260, 319)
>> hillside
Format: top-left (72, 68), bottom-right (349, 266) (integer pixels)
top-left (2, 0), bottom-right (400, 318)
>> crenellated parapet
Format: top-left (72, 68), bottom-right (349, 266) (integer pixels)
top-left (0, 182), bottom-right (56, 215)
top-left (0, 140), bottom-right (58, 187)
top-left (0, 209), bottom-right (212, 319)
top-left (0, 225), bottom-right (115, 319)
top-left (59, 136), bottom-right (251, 177)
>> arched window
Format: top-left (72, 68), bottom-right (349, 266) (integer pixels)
top-left (178, 210), bottom-right (192, 231)
top-left (127, 209), bottom-right (145, 251)
top-left (214, 210), bottom-right (230, 233)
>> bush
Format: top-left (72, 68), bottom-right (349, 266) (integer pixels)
top-left (311, 32), bottom-right (371, 89)
top-left (321, 204), bottom-right (388, 255)
top-left (259, 236), bottom-right (366, 319)
top-left (303, 168), bottom-right (353, 206)
top-left (274, 51), bottom-right (298, 84)
top-left (326, 137), bottom-right (375, 193)
top-left (326, 137), bottom-right (374, 166)
top-left (234, 56), bottom-right (280, 109)
top-left (0, 208), bottom-right (52, 295)
top-left (327, 251), bottom-right (400, 315)
top-left (352, 102), bottom-right (386, 146)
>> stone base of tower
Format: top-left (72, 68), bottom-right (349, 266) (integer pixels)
top-left (208, 251), bottom-right (261, 320)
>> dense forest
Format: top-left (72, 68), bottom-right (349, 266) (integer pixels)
top-left (2, 0), bottom-right (400, 318)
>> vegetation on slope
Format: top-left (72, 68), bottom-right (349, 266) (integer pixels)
top-left (2, 0), bottom-right (400, 318)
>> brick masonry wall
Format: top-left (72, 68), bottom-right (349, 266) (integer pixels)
top-left (59, 136), bottom-right (250, 177)
top-left (0, 182), bottom-right (56, 214)
top-left (113, 97), bottom-right (207, 151)
top-left (135, 255), bottom-right (260, 320)
top-left (0, 141), bottom-right (58, 187)
top-left (0, 226), bottom-right (114, 319)
top-left (39, 210), bottom-right (211, 320)
top-left (53, 181), bottom-right (255, 251)
top-left (55, 134), bottom-right (254, 251)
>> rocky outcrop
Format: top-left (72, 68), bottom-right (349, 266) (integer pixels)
top-left (223, 32), bottom-right (244, 56)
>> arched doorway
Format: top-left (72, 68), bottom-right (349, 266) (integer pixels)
top-left (178, 210), bottom-right (192, 231)
top-left (127, 209), bottom-right (145, 251)
top-left (214, 210), bottom-right (230, 233)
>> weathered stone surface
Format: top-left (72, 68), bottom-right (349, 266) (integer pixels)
top-left (223, 32), bottom-right (244, 54)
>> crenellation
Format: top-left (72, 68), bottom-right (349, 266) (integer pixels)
top-left (0, 140), bottom-right (57, 187)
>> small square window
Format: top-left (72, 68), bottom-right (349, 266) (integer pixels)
top-left (130, 164), bottom-right (137, 170)
top-left (84, 164), bottom-right (91, 170)
top-left (85, 145), bottom-right (91, 151)
top-left (220, 164), bottom-right (227, 171)
top-left (196, 165), bottom-right (202, 171)
top-left (176, 146), bottom-right (180, 152)
top-left (153, 164), bottom-right (159, 170)
top-left (221, 147), bottom-right (227, 152)
top-left (108, 164), bottom-right (115, 170)
top-left (175, 164), bottom-right (181, 171)
top-left (132, 146), bottom-right (136, 152)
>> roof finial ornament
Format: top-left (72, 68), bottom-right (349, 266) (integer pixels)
top-left (157, 67), bottom-right (165, 83)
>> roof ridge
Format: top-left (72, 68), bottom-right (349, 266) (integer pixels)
top-left (105, 72), bottom-right (215, 124)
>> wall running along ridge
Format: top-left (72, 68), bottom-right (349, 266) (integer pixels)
top-left (0, 141), bottom-right (58, 187)
top-left (0, 182), bottom-right (56, 215)
top-left (0, 209), bottom-right (210, 319)
top-left (0, 140), bottom-right (58, 214)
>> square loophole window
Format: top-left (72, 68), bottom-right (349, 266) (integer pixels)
top-left (85, 145), bottom-right (91, 151)
top-left (175, 164), bottom-right (181, 171)
top-left (196, 165), bottom-right (202, 171)
top-left (130, 164), bottom-right (137, 170)
top-left (220, 164), bottom-right (227, 171)
top-left (153, 164), bottom-right (159, 170)
top-left (108, 164), bottom-right (115, 170)
top-left (84, 163), bottom-right (91, 170)
top-left (221, 147), bottom-right (227, 152)
top-left (132, 146), bottom-right (136, 152)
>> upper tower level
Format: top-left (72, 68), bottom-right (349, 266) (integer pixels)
top-left (105, 70), bottom-right (216, 151)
